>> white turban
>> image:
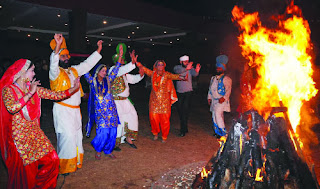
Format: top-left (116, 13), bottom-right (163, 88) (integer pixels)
top-left (179, 55), bottom-right (189, 62)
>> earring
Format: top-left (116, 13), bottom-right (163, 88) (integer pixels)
top-left (22, 78), bottom-right (29, 83)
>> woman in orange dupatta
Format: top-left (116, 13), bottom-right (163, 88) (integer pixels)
top-left (137, 60), bottom-right (187, 142)
top-left (0, 59), bottom-right (79, 189)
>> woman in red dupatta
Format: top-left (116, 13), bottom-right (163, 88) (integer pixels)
top-left (137, 60), bottom-right (187, 142)
top-left (0, 59), bottom-right (79, 189)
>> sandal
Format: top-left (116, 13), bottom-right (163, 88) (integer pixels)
top-left (95, 152), bottom-right (101, 160)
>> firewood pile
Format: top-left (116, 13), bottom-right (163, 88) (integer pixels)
top-left (193, 109), bottom-right (319, 189)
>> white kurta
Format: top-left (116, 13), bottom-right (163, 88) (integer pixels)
top-left (109, 63), bottom-right (144, 142)
top-left (49, 51), bottom-right (102, 166)
top-left (207, 75), bottom-right (232, 129)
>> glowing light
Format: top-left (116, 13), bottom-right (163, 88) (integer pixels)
top-left (232, 3), bottom-right (318, 132)
top-left (103, 20), bottom-right (107, 24)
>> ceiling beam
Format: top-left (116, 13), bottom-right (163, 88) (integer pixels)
top-left (134, 32), bottom-right (187, 41)
top-left (86, 34), bottom-right (131, 41)
top-left (7, 26), bottom-right (68, 35)
top-left (86, 22), bottom-right (136, 34)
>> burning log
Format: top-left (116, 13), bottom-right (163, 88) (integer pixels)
top-left (192, 109), bottom-right (319, 189)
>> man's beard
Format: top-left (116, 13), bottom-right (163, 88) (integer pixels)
top-left (59, 60), bottom-right (70, 69)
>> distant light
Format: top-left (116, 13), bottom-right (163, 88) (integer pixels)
top-left (177, 38), bottom-right (179, 41)
top-left (164, 31), bottom-right (167, 34)
top-left (128, 46), bottom-right (131, 48)
top-left (65, 23), bottom-right (68, 26)
top-left (170, 41), bottom-right (172, 44)
top-left (35, 38), bottom-right (39, 41)
top-left (128, 36), bottom-right (131, 39)
top-left (57, 14), bottom-right (61, 18)
top-left (110, 39), bottom-right (113, 41)
top-left (85, 36), bottom-right (88, 39)
top-left (103, 20), bottom-right (107, 24)
top-left (150, 39), bottom-right (152, 41)
top-left (86, 39), bottom-right (89, 42)
top-left (108, 43), bottom-right (111, 46)
top-left (101, 32), bottom-right (104, 36)
top-left (131, 31), bottom-right (135, 35)
top-left (27, 34), bottom-right (31, 37)
top-left (0, 5), bottom-right (2, 9)
top-left (30, 25), bottom-right (33, 28)
top-left (204, 37), bottom-right (208, 41)
top-left (136, 26), bottom-right (139, 29)
top-left (152, 43), bottom-right (155, 46)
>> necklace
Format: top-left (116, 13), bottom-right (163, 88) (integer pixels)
top-left (14, 82), bottom-right (29, 93)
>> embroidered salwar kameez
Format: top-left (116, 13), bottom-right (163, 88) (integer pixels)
top-left (0, 59), bottom-right (72, 188)
top-left (142, 66), bottom-right (179, 140)
top-left (84, 63), bottom-right (121, 154)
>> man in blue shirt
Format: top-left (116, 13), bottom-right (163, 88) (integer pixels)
top-left (173, 55), bottom-right (201, 137)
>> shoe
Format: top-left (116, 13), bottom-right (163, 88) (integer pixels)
top-left (62, 173), bottom-right (70, 176)
top-left (113, 146), bottom-right (121, 151)
top-left (124, 138), bottom-right (137, 149)
top-left (153, 135), bottom-right (158, 141)
top-left (107, 154), bottom-right (116, 159)
top-left (179, 132), bottom-right (185, 137)
top-left (162, 139), bottom-right (167, 143)
top-left (95, 152), bottom-right (101, 160)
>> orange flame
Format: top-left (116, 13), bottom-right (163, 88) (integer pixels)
top-left (240, 134), bottom-right (243, 154)
top-left (255, 168), bottom-right (263, 182)
top-left (289, 130), bottom-right (298, 151)
top-left (232, 4), bottom-right (318, 133)
top-left (200, 167), bottom-right (209, 179)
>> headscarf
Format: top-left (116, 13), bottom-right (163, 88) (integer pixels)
top-left (50, 37), bottom-right (71, 59)
top-left (216, 55), bottom-right (228, 70)
top-left (0, 59), bottom-right (40, 161)
top-left (112, 43), bottom-right (127, 64)
top-left (85, 64), bottom-right (108, 137)
top-left (151, 60), bottom-right (177, 105)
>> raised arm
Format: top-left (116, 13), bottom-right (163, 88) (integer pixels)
top-left (49, 34), bottom-right (64, 81)
top-left (108, 62), bottom-right (121, 83)
top-left (136, 62), bottom-right (153, 77)
top-left (126, 73), bottom-right (144, 84)
top-left (72, 40), bottom-right (103, 76)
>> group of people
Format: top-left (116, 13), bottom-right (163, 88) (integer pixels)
top-left (0, 32), bottom-right (233, 188)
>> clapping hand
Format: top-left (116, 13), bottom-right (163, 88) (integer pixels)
top-left (129, 50), bottom-right (138, 64)
top-left (29, 78), bottom-right (41, 95)
top-left (195, 63), bottom-right (201, 73)
top-left (186, 62), bottom-right (193, 70)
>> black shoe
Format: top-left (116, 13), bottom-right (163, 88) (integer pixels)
top-left (124, 138), bottom-right (137, 149)
top-left (113, 146), bottom-right (121, 151)
top-left (62, 173), bottom-right (70, 176)
top-left (179, 132), bottom-right (186, 137)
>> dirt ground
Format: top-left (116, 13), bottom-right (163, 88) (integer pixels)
top-left (1, 84), bottom-right (320, 188)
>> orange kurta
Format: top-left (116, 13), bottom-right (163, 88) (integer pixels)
top-left (142, 66), bottom-right (180, 140)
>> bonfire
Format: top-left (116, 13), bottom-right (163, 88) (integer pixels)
top-left (193, 1), bottom-right (319, 188)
